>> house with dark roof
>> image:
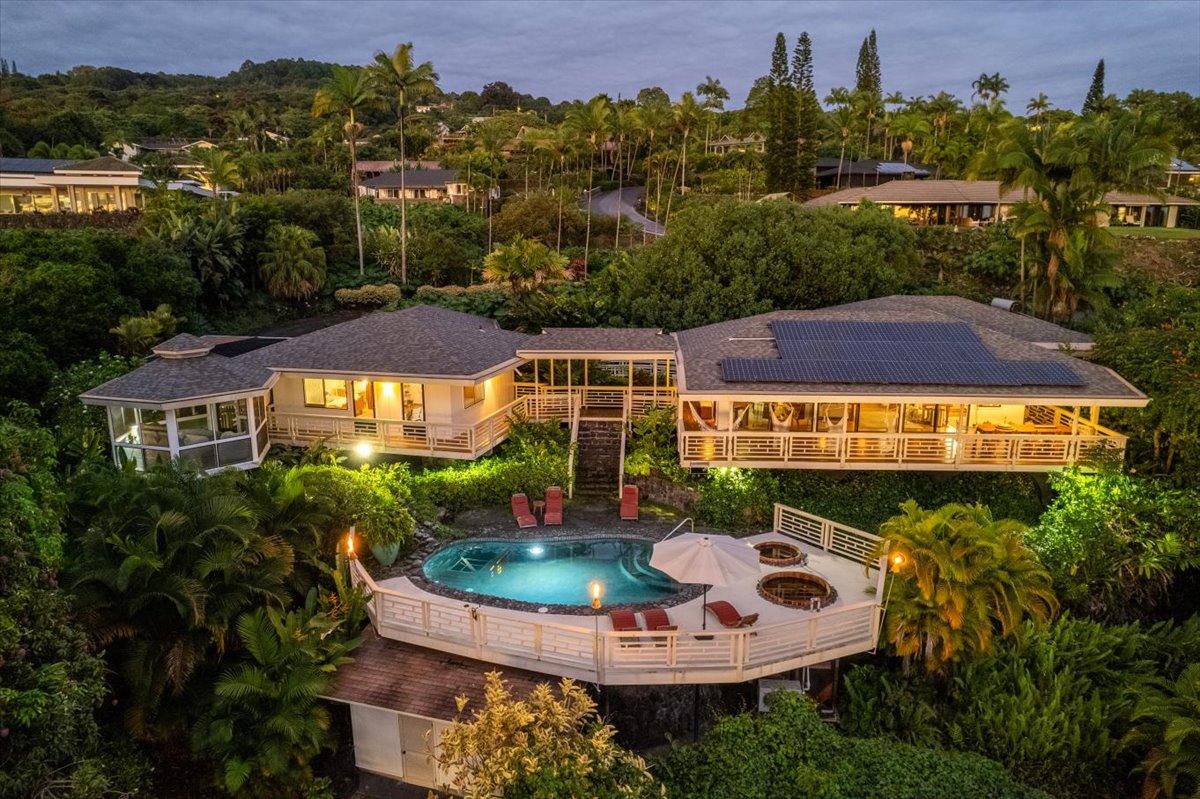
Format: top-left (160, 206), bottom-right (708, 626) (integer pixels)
top-left (81, 297), bottom-right (1145, 475)
top-left (115, 137), bottom-right (219, 161)
top-left (814, 158), bottom-right (933, 189)
top-left (806, 179), bottom-right (1199, 227)
top-left (1166, 158), bottom-right (1199, 190)
top-left (359, 168), bottom-right (470, 205)
top-left (0, 156), bottom-right (143, 213)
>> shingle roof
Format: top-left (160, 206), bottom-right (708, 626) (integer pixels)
top-left (236, 304), bottom-right (529, 378)
top-left (151, 333), bottom-right (211, 354)
top-left (361, 169), bottom-right (461, 189)
top-left (831, 295), bottom-right (1092, 345)
top-left (80, 350), bottom-right (275, 404)
top-left (675, 298), bottom-right (1145, 402)
top-left (519, 327), bottom-right (676, 355)
top-left (805, 180), bottom-right (1198, 208)
top-left (813, 159), bottom-right (932, 178)
top-left (0, 157), bottom-right (79, 174)
top-left (323, 631), bottom-right (546, 718)
top-left (55, 156), bottom-right (141, 174)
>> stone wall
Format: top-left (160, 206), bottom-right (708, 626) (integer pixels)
top-left (628, 473), bottom-right (701, 514)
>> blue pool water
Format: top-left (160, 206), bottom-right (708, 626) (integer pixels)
top-left (422, 537), bottom-right (681, 606)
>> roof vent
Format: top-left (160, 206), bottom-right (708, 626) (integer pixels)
top-left (152, 333), bottom-right (213, 359)
top-left (990, 298), bottom-right (1022, 313)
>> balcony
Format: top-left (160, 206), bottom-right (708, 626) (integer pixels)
top-left (267, 393), bottom-right (577, 459)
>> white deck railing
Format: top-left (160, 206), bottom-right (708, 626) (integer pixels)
top-left (679, 428), bottom-right (1123, 470)
top-left (349, 505), bottom-right (887, 686)
top-left (515, 384), bottom-right (676, 417)
top-left (268, 393), bottom-right (577, 459)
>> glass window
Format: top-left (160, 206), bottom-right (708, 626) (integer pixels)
top-left (253, 396), bottom-right (267, 429)
top-left (683, 401), bottom-right (716, 431)
top-left (858, 403), bottom-right (900, 433)
top-left (732, 402), bottom-right (771, 432)
top-left (463, 383), bottom-right (484, 409)
top-left (177, 404), bottom-right (214, 446)
top-left (766, 402), bottom-right (814, 432)
top-left (216, 399), bottom-right (248, 436)
top-left (352, 380), bottom-right (374, 418)
top-left (402, 383), bottom-right (424, 421)
top-left (303, 379), bottom-right (348, 409)
top-left (109, 406), bottom-right (138, 442)
top-left (903, 404), bottom-right (966, 433)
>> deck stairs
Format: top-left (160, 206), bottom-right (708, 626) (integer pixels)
top-left (574, 420), bottom-right (624, 497)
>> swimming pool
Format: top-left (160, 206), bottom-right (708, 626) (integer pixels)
top-left (422, 537), bottom-right (681, 606)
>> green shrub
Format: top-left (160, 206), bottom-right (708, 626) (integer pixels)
top-left (333, 283), bottom-right (402, 306)
top-left (624, 406), bottom-right (688, 483)
top-left (299, 463), bottom-right (414, 548)
top-left (656, 691), bottom-right (1045, 799)
top-left (695, 468), bottom-right (778, 531)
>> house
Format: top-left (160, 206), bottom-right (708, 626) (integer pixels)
top-left (1166, 158), bottom-right (1199, 189)
top-left (0, 156), bottom-right (142, 214)
top-left (81, 297), bottom-right (1145, 476)
top-left (115, 137), bottom-right (218, 161)
top-left (805, 179), bottom-right (1199, 227)
top-left (707, 133), bottom-right (767, 155)
top-left (814, 158), bottom-right (932, 188)
top-left (138, 178), bottom-right (239, 200)
top-left (355, 160), bottom-right (442, 181)
top-left (358, 168), bottom-right (471, 205)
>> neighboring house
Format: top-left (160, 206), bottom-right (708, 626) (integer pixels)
top-left (814, 158), bottom-right (932, 188)
top-left (0, 156), bottom-right (142, 213)
top-left (115, 137), bottom-right (218, 161)
top-left (138, 177), bottom-right (239, 199)
top-left (359, 168), bottom-right (470, 205)
top-left (436, 126), bottom-right (469, 148)
top-left (355, 160), bottom-right (441, 181)
top-left (81, 298), bottom-right (1146, 476)
top-left (707, 133), bottom-right (767, 155)
top-left (1166, 158), bottom-right (1199, 189)
top-left (805, 179), bottom-right (1199, 227)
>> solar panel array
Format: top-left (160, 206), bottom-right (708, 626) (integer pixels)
top-left (718, 320), bottom-right (1084, 387)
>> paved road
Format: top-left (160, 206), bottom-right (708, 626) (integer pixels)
top-left (586, 186), bottom-right (665, 237)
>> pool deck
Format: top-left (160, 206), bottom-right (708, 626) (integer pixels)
top-left (355, 501), bottom-right (887, 685)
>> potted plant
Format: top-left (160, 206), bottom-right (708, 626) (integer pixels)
top-left (360, 495), bottom-right (414, 567)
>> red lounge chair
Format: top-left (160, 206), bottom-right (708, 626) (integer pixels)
top-left (705, 600), bottom-right (759, 629)
top-left (642, 607), bottom-right (677, 632)
top-left (511, 493), bottom-right (537, 528)
top-left (620, 485), bottom-right (639, 521)
top-left (609, 609), bottom-right (641, 632)
top-left (544, 486), bottom-right (563, 525)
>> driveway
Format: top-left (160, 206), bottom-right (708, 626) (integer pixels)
top-left (586, 186), bottom-right (665, 238)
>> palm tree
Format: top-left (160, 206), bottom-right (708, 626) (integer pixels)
top-left (672, 92), bottom-right (703, 194)
top-left (638, 100), bottom-right (674, 230)
top-left (368, 43), bottom-right (440, 285)
top-left (482, 234), bottom-right (567, 297)
top-left (1026, 93), bottom-right (1052, 128)
top-left (1121, 664), bottom-right (1200, 799)
top-left (313, 65), bottom-right (378, 275)
top-left (695, 75), bottom-right (729, 150)
top-left (872, 500), bottom-right (1057, 673)
top-left (259, 224), bottom-right (327, 300)
top-left (831, 106), bottom-right (856, 188)
top-left (530, 127), bottom-right (573, 253)
top-left (564, 95), bottom-right (612, 268)
top-left (188, 148), bottom-right (240, 202)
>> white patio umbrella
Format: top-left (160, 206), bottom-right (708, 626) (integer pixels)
top-left (650, 533), bottom-right (762, 629)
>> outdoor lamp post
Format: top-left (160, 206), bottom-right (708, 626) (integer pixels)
top-left (346, 525), bottom-right (357, 560)
top-left (889, 551), bottom-right (906, 573)
top-left (590, 580), bottom-right (603, 610)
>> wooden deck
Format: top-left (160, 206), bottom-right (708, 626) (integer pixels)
top-left (350, 505), bottom-right (887, 686)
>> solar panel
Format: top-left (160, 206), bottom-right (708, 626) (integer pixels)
top-left (718, 319), bottom-right (1084, 388)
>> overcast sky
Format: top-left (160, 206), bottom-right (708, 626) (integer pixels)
top-left (1, 0), bottom-right (1197, 110)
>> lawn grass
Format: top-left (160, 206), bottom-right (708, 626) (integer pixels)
top-left (1109, 226), bottom-right (1200, 240)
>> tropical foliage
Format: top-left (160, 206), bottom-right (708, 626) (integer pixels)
top-left (259, 223), bottom-right (327, 300)
top-left (438, 672), bottom-right (663, 799)
top-left (872, 500), bottom-right (1057, 672)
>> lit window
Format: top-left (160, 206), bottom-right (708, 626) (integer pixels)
top-left (463, 383), bottom-right (485, 408)
top-left (303, 378), bottom-right (348, 409)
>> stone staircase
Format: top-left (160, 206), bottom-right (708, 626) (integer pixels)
top-left (574, 420), bottom-right (624, 497)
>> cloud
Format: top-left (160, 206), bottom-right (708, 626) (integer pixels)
top-left (0, 0), bottom-right (1196, 109)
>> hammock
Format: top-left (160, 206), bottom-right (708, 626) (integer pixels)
top-left (732, 404), bottom-right (752, 431)
top-left (770, 403), bottom-right (795, 432)
top-left (686, 401), bottom-right (717, 432)
top-left (822, 403), bottom-right (847, 434)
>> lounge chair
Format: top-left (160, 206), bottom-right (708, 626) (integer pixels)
top-left (642, 607), bottom-right (677, 632)
top-left (544, 486), bottom-right (563, 525)
top-left (511, 493), bottom-right (537, 529)
top-left (609, 609), bottom-right (641, 632)
top-left (620, 485), bottom-right (639, 521)
top-left (705, 600), bottom-right (759, 629)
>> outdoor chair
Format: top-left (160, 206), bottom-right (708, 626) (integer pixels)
top-left (705, 600), bottom-right (759, 629)
top-left (642, 607), bottom-right (677, 632)
top-left (511, 493), bottom-right (537, 529)
top-left (544, 486), bottom-right (563, 525)
top-left (609, 609), bottom-right (642, 632)
top-left (620, 484), bottom-right (639, 521)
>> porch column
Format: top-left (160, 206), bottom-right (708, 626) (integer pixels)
top-left (1090, 406), bottom-right (1100, 433)
top-left (166, 409), bottom-right (181, 460)
top-left (248, 398), bottom-right (260, 461)
top-left (115, 185), bottom-right (125, 211)
top-left (50, 187), bottom-right (61, 212)
top-left (1070, 406), bottom-right (1079, 436)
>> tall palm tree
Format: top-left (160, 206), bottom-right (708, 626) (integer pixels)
top-left (672, 92), bottom-right (703, 194)
top-left (259, 224), bottom-right (327, 300)
top-left (530, 127), bottom-right (572, 253)
top-left (1026, 93), bottom-right (1052, 129)
top-left (188, 148), bottom-right (240, 202)
top-left (638, 101), bottom-right (673, 230)
top-left (832, 106), bottom-right (856, 188)
top-left (369, 43), bottom-right (440, 285)
top-left (313, 65), bottom-right (377, 275)
top-left (872, 500), bottom-right (1057, 673)
top-left (564, 95), bottom-right (612, 267)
